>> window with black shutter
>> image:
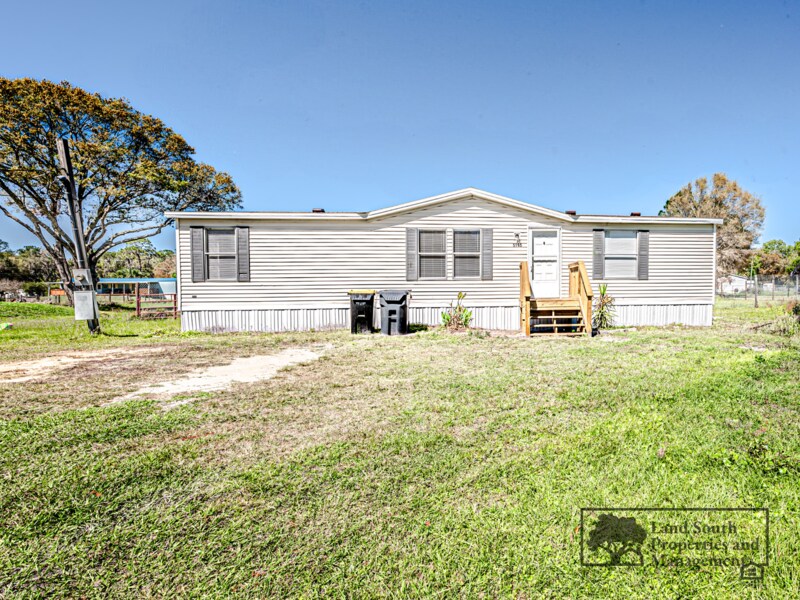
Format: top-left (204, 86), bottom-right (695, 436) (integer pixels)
top-left (205, 228), bottom-right (238, 280)
top-left (453, 230), bottom-right (481, 278)
top-left (603, 230), bottom-right (638, 279)
top-left (418, 230), bottom-right (446, 279)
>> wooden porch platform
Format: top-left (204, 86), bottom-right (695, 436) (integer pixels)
top-left (520, 261), bottom-right (593, 337)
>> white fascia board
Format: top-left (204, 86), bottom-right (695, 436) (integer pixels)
top-left (574, 216), bottom-right (724, 225)
top-left (165, 187), bottom-right (724, 226)
top-left (165, 211), bottom-right (366, 220)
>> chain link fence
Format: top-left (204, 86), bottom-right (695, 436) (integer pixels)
top-left (716, 275), bottom-right (800, 302)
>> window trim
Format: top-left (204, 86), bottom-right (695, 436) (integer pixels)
top-left (603, 229), bottom-right (639, 280)
top-left (205, 227), bottom-right (238, 281)
top-left (417, 229), bottom-right (447, 280)
top-left (453, 229), bottom-right (482, 280)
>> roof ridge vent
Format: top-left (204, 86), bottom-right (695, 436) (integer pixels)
top-left (630, 211), bottom-right (641, 216)
top-left (311, 208), bottom-right (325, 213)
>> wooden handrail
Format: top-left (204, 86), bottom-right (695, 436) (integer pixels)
top-left (520, 261), bottom-right (532, 302)
top-left (521, 260), bottom-right (593, 336)
top-left (568, 260), bottom-right (593, 336)
top-left (520, 261), bottom-right (532, 335)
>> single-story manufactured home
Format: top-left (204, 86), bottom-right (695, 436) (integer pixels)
top-left (96, 277), bottom-right (177, 296)
top-left (166, 188), bottom-right (721, 333)
top-left (718, 274), bottom-right (749, 295)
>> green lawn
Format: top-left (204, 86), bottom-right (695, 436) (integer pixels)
top-left (0, 300), bottom-right (798, 598)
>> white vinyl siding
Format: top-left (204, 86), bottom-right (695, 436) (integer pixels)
top-left (561, 225), bottom-right (715, 303)
top-left (206, 229), bottom-right (237, 281)
top-left (175, 196), bottom-right (715, 314)
top-left (604, 230), bottom-right (638, 279)
top-left (418, 230), bottom-right (446, 279)
top-left (453, 230), bottom-right (481, 279)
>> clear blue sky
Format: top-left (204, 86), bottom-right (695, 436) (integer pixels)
top-left (1, 0), bottom-right (798, 250)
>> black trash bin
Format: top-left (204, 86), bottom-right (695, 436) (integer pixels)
top-left (379, 290), bottom-right (410, 335)
top-left (348, 290), bottom-right (376, 334)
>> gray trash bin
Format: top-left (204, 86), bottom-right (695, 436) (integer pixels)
top-left (379, 290), bottom-right (410, 335)
top-left (347, 290), bottom-right (376, 334)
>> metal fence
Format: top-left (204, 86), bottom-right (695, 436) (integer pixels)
top-left (135, 289), bottom-right (178, 319)
top-left (716, 275), bottom-right (800, 301)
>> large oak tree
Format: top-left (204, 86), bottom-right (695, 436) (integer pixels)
top-left (660, 173), bottom-right (765, 278)
top-left (0, 78), bottom-right (241, 301)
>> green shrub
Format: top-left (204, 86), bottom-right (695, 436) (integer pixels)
top-left (441, 292), bottom-right (473, 330)
top-left (21, 282), bottom-right (48, 297)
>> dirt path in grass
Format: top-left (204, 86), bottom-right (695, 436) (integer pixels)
top-left (0, 346), bottom-right (170, 383)
top-left (116, 348), bottom-right (324, 408)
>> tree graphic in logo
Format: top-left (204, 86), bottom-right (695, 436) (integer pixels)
top-left (586, 513), bottom-right (647, 566)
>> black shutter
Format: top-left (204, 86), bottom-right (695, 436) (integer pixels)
top-left (592, 229), bottom-right (605, 280)
top-left (190, 227), bottom-right (205, 282)
top-left (637, 230), bottom-right (650, 280)
top-left (406, 228), bottom-right (418, 281)
top-left (236, 226), bottom-right (250, 282)
top-left (481, 228), bottom-right (493, 280)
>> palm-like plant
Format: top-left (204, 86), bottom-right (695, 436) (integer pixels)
top-left (592, 284), bottom-right (615, 330)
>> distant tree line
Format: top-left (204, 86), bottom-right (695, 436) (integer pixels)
top-left (95, 240), bottom-right (176, 279)
top-left (1, 238), bottom-right (175, 284)
top-left (0, 240), bottom-right (59, 282)
top-left (755, 239), bottom-right (800, 278)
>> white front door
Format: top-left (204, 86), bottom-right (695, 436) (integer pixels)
top-left (530, 229), bottom-right (560, 298)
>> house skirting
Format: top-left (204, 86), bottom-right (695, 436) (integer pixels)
top-left (180, 302), bottom-right (713, 333)
top-left (613, 303), bottom-right (713, 327)
top-left (180, 306), bottom-right (520, 333)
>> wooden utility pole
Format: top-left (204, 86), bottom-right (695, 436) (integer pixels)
top-left (753, 273), bottom-right (759, 308)
top-left (56, 139), bottom-right (100, 334)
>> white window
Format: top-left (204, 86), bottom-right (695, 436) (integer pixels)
top-left (206, 228), bottom-right (237, 280)
top-left (418, 230), bottom-right (446, 279)
top-left (453, 230), bottom-right (481, 278)
top-left (604, 230), bottom-right (638, 279)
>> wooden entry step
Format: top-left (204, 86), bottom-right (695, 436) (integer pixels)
top-left (520, 260), bottom-right (594, 337)
top-left (529, 298), bottom-right (581, 310)
top-left (529, 303), bottom-right (586, 336)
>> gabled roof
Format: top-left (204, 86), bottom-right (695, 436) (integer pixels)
top-left (166, 187), bottom-right (723, 225)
